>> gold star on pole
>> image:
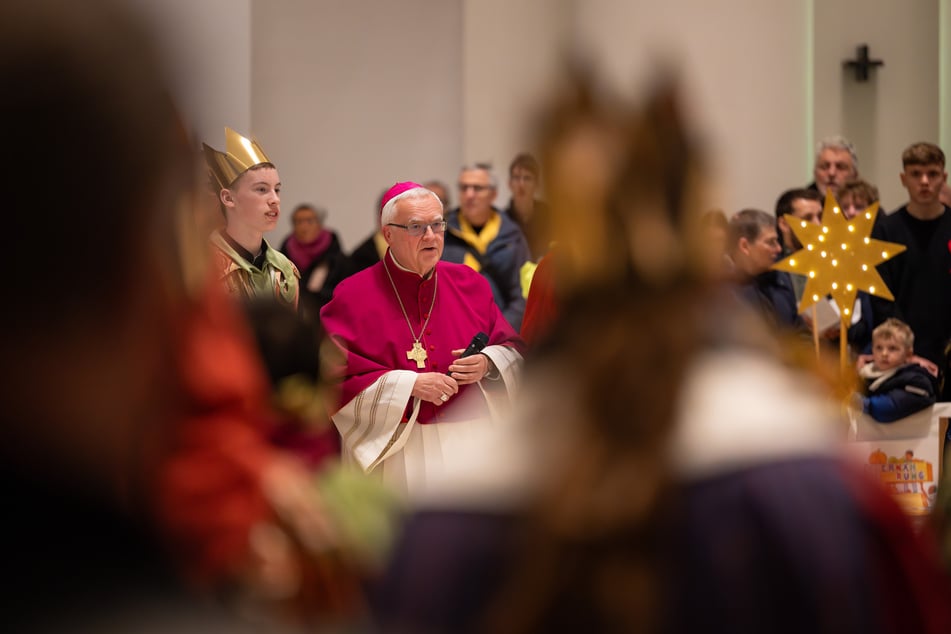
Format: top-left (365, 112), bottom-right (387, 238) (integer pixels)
top-left (772, 191), bottom-right (906, 369)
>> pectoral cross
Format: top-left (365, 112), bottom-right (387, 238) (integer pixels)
top-left (406, 341), bottom-right (428, 369)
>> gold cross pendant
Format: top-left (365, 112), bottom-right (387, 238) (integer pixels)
top-left (406, 341), bottom-right (428, 369)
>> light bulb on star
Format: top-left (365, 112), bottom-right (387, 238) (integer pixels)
top-left (772, 191), bottom-right (905, 318)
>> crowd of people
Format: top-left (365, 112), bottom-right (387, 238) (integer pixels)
top-left (737, 138), bottom-right (950, 360)
top-left (719, 137), bottom-right (951, 432)
top-left (10, 0), bottom-right (951, 631)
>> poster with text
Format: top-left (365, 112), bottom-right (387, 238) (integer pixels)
top-left (847, 406), bottom-right (946, 516)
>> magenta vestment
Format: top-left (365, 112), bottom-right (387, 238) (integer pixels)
top-left (320, 251), bottom-right (525, 425)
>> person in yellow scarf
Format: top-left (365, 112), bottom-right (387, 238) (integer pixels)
top-left (442, 163), bottom-right (532, 331)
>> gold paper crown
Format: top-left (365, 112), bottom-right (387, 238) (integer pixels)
top-left (202, 127), bottom-right (273, 189)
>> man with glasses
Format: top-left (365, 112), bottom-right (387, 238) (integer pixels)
top-left (443, 163), bottom-right (532, 331)
top-left (320, 182), bottom-right (525, 499)
top-left (727, 208), bottom-right (805, 332)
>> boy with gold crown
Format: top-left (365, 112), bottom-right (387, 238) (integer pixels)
top-left (203, 128), bottom-right (300, 309)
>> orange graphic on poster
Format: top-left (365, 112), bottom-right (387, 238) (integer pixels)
top-left (865, 449), bottom-right (937, 515)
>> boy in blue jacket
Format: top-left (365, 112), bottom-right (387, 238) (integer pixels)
top-left (858, 318), bottom-right (936, 422)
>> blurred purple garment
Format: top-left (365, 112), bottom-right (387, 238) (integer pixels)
top-left (371, 458), bottom-right (951, 633)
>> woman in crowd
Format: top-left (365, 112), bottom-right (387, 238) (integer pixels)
top-left (280, 203), bottom-right (344, 315)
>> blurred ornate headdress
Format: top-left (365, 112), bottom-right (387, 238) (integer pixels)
top-left (202, 127), bottom-right (272, 189)
top-left (537, 65), bottom-right (711, 296)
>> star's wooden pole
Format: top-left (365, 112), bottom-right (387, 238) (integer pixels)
top-left (840, 315), bottom-right (849, 375)
top-left (812, 305), bottom-right (820, 358)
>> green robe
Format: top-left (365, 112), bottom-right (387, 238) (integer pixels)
top-left (210, 230), bottom-right (299, 309)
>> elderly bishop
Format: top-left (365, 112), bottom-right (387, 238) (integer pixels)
top-left (320, 182), bottom-right (525, 499)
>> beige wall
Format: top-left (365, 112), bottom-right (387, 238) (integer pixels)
top-left (814, 0), bottom-right (941, 210)
top-left (571, 0), bottom-right (811, 216)
top-left (249, 0), bottom-right (811, 246)
top-left (130, 0), bottom-right (951, 249)
top-left (127, 0), bottom-right (252, 142)
top-left (251, 0), bottom-right (568, 250)
top-left (251, 0), bottom-right (464, 250)
top-left (461, 0), bottom-right (571, 189)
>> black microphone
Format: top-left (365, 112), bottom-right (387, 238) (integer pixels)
top-left (447, 332), bottom-right (489, 375)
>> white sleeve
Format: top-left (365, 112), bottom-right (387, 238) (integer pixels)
top-left (331, 370), bottom-right (421, 472)
top-left (478, 344), bottom-right (523, 420)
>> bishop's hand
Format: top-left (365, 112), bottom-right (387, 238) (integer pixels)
top-left (412, 372), bottom-right (459, 406)
top-left (447, 350), bottom-right (490, 385)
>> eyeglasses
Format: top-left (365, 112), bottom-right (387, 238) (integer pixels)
top-left (387, 221), bottom-right (447, 237)
top-left (458, 183), bottom-right (493, 193)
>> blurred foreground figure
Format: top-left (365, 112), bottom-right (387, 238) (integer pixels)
top-left (372, 72), bottom-right (951, 633)
top-left (0, 0), bottom-right (256, 630)
top-left (0, 0), bottom-right (370, 630)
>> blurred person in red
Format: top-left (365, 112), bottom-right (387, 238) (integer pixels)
top-left (371, 71), bottom-right (951, 634)
top-left (520, 249), bottom-right (559, 348)
top-left (0, 0), bottom-right (289, 629)
top-left (0, 0), bottom-right (372, 629)
top-left (157, 281), bottom-right (377, 626)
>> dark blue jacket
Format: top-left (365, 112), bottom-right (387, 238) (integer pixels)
top-left (442, 208), bottom-right (530, 331)
top-left (861, 363), bottom-right (936, 423)
top-left (735, 270), bottom-right (805, 332)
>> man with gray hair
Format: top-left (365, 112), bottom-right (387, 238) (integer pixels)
top-left (808, 135), bottom-right (859, 199)
top-left (320, 181), bottom-right (525, 499)
top-left (727, 208), bottom-right (804, 332)
top-left (443, 163), bottom-right (532, 331)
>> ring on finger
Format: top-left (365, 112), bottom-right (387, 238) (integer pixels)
top-left (439, 393), bottom-right (449, 402)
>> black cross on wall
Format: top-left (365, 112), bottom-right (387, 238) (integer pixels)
top-left (843, 44), bottom-right (884, 82)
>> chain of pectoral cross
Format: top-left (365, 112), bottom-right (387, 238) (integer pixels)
top-left (383, 260), bottom-right (438, 369)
